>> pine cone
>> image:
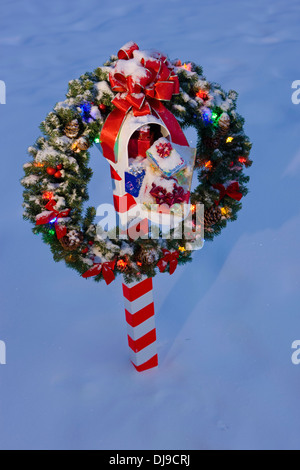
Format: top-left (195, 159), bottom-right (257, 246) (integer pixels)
top-left (204, 205), bottom-right (222, 227)
top-left (72, 136), bottom-right (90, 152)
top-left (59, 230), bottom-right (84, 251)
top-left (137, 246), bottom-right (157, 266)
top-left (76, 136), bottom-right (90, 151)
top-left (217, 113), bottom-right (230, 135)
top-left (64, 119), bottom-right (79, 139)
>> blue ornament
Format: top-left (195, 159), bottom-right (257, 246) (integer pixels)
top-left (79, 101), bottom-right (94, 122)
top-left (125, 168), bottom-right (145, 197)
top-left (202, 107), bottom-right (213, 125)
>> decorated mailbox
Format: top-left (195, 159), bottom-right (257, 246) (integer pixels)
top-left (99, 44), bottom-right (196, 236)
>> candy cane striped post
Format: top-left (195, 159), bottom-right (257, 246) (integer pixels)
top-left (110, 165), bottom-right (158, 372)
top-left (122, 276), bottom-right (158, 372)
top-left (97, 115), bottom-right (162, 372)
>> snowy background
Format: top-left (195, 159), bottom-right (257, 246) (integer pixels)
top-left (1, 0), bottom-right (300, 450)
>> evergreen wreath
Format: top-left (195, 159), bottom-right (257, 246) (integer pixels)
top-left (21, 43), bottom-right (252, 285)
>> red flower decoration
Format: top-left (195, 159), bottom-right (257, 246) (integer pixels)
top-left (150, 183), bottom-right (189, 207)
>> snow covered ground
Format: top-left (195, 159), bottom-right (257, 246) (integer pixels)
top-left (1, 0), bottom-right (300, 450)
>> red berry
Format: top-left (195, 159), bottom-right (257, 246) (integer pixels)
top-left (54, 171), bottom-right (62, 178)
top-left (82, 247), bottom-right (89, 254)
top-left (56, 164), bottom-right (63, 170)
top-left (46, 167), bottom-right (56, 176)
top-left (99, 104), bottom-right (106, 111)
top-left (88, 241), bottom-right (94, 246)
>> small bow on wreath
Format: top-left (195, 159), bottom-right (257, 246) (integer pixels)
top-left (82, 260), bottom-right (116, 285)
top-left (35, 199), bottom-right (71, 239)
top-left (212, 182), bottom-right (243, 205)
top-left (100, 42), bottom-right (188, 163)
top-left (157, 249), bottom-right (180, 275)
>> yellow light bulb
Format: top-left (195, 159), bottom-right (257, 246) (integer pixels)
top-left (226, 137), bottom-right (234, 143)
top-left (182, 63), bottom-right (192, 71)
top-left (221, 207), bottom-right (231, 217)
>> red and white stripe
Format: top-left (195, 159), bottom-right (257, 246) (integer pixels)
top-left (122, 276), bottom-right (158, 372)
top-left (110, 165), bottom-right (149, 239)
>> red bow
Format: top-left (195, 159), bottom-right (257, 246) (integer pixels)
top-left (212, 182), bottom-right (243, 205)
top-left (35, 199), bottom-right (71, 239)
top-left (82, 260), bottom-right (116, 285)
top-left (157, 249), bottom-right (180, 275)
top-left (100, 43), bottom-right (188, 163)
top-left (109, 49), bottom-right (179, 116)
top-left (150, 183), bottom-right (189, 207)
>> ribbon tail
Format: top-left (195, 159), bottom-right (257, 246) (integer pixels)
top-left (100, 108), bottom-right (128, 163)
top-left (169, 258), bottom-right (178, 275)
top-left (226, 184), bottom-right (243, 201)
top-left (228, 193), bottom-right (243, 202)
top-left (157, 259), bottom-right (167, 273)
top-left (102, 265), bottom-right (115, 285)
top-left (55, 224), bottom-right (67, 240)
top-left (82, 264), bottom-right (102, 279)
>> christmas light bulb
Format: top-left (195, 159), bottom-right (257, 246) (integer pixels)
top-left (221, 207), bottom-right (231, 217)
top-left (204, 160), bottom-right (213, 170)
top-left (42, 191), bottom-right (54, 200)
top-left (202, 108), bottom-right (212, 124)
top-left (117, 259), bottom-right (127, 269)
top-left (196, 90), bottom-right (208, 100)
top-left (182, 63), bottom-right (192, 71)
top-left (226, 137), bottom-right (234, 143)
